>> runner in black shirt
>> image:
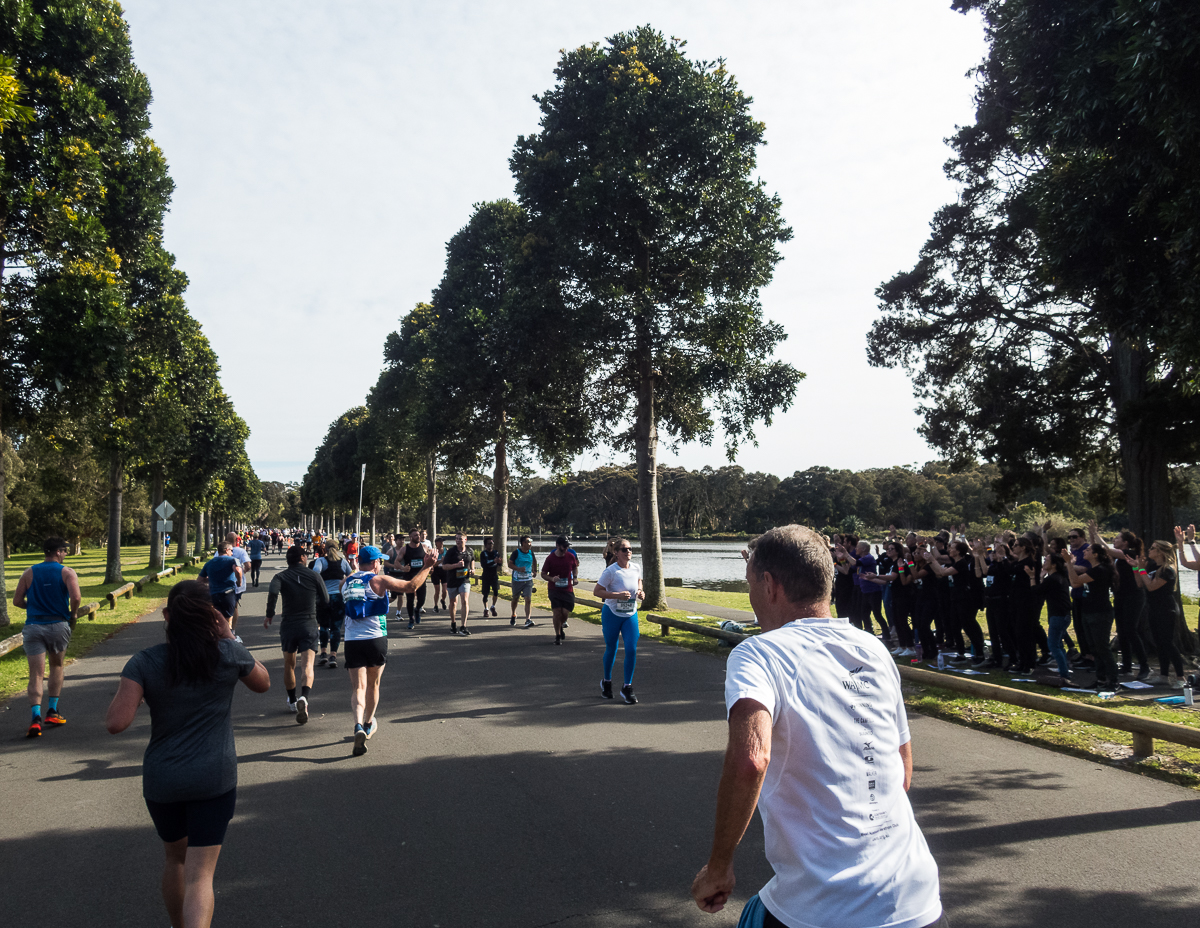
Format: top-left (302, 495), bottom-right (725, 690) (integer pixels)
top-left (977, 541), bottom-right (1016, 669)
top-left (1008, 539), bottom-right (1040, 674)
top-left (1133, 540), bottom-right (1186, 687)
top-left (479, 537), bottom-right (502, 617)
top-left (392, 530), bottom-right (429, 630)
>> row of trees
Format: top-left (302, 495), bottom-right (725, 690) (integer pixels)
top-left (289, 458), bottom-right (1200, 541)
top-left (0, 2), bottom-right (257, 622)
top-left (301, 28), bottom-right (801, 609)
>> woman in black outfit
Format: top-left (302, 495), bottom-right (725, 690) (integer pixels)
top-left (1093, 525), bottom-right (1150, 680)
top-left (106, 581), bottom-right (270, 928)
top-left (1031, 552), bottom-right (1073, 682)
top-left (910, 547), bottom-right (940, 663)
top-left (1133, 540), bottom-right (1186, 688)
top-left (977, 541), bottom-right (1016, 668)
top-left (1065, 544), bottom-right (1119, 690)
top-left (926, 540), bottom-right (986, 665)
top-left (864, 541), bottom-right (916, 656)
top-left (1008, 538), bottom-right (1040, 674)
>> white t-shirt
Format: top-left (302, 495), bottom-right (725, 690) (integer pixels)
top-left (597, 562), bottom-right (640, 616)
top-left (230, 546), bottom-right (251, 594)
top-left (725, 618), bottom-right (941, 928)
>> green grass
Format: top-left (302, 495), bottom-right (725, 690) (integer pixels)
top-left (664, 587), bottom-right (752, 613)
top-left (1, 545), bottom-right (206, 701)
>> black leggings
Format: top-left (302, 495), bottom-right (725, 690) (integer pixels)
top-left (889, 595), bottom-right (915, 647)
top-left (249, 559), bottom-right (262, 584)
top-left (406, 583), bottom-right (427, 619)
top-left (1148, 605), bottom-right (1184, 677)
top-left (318, 597), bottom-right (343, 651)
top-left (1115, 597), bottom-right (1150, 669)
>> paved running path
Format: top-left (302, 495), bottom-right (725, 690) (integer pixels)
top-left (4, 551), bottom-right (1199, 927)
top-left (664, 595), bottom-right (757, 624)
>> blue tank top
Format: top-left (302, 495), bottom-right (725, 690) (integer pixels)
top-left (511, 548), bottom-right (534, 580)
top-left (26, 561), bottom-right (70, 624)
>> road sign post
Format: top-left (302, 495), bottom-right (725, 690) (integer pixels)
top-left (153, 501), bottom-right (176, 570)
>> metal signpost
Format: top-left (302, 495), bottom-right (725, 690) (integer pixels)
top-left (355, 464), bottom-right (365, 539)
top-left (154, 501), bottom-right (176, 570)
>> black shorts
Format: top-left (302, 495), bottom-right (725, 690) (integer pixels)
top-left (344, 637), bottom-right (387, 668)
top-left (431, 566), bottom-right (446, 584)
top-left (145, 787), bottom-right (237, 847)
top-left (481, 573), bottom-right (500, 598)
top-left (549, 588), bottom-right (575, 612)
top-left (210, 591), bottom-right (237, 619)
top-left (280, 620), bottom-right (319, 654)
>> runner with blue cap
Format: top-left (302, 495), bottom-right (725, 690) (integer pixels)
top-left (340, 543), bottom-right (436, 756)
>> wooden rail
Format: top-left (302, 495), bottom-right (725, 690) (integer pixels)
top-left (106, 582), bottom-right (136, 608)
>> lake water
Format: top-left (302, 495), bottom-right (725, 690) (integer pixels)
top-left (510, 537), bottom-right (1200, 598)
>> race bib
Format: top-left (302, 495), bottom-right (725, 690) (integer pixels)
top-left (514, 570), bottom-right (530, 581)
top-left (458, 568), bottom-right (468, 579)
top-left (612, 598), bottom-right (636, 615)
top-left (555, 578), bottom-right (568, 588)
top-left (410, 559), bottom-right (423, 569)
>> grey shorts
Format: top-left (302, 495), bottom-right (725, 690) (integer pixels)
top-left (23, 621), bottom-right (71, 657)
top-left (510, 579), bottom-right (533, 600)
top-left (446, 582), bottom-right (470, 599)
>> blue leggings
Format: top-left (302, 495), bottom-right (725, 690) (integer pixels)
top-left (601, 607), bottom-right (639, 686)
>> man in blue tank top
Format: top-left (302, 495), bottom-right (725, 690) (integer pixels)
top-left (12, 537), bottom-right (82, 738)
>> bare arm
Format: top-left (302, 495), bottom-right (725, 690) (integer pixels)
top-left (899, 740), bottom-right (913, 792)
top-left (106, 678), bottom-right (145, 733)
top-left (690, 698), bottom-right (772, 914)
top-left (374, 552), bottom-right (437, 596)
top-left (62, 567), bottom-right (82, 617)
top-left (240, 660), bottom-right (271, 693)
top-left (12, 568), bottom-right (32, 609)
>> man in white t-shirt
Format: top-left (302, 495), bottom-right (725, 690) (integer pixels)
top-left (691, 524), bottom-right (945, 928)
top-left (226, 532), bottom-right (252, 642)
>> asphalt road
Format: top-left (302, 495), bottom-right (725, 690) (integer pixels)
top-left (3, 551), bottom-right (1199, 927)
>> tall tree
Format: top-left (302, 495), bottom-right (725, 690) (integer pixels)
top-left (868, 0), bottom-right (1200, 544)
top-left (511, 27), bottom-right (802, 607)
top-left (428, 199), bottom-right (592, 555)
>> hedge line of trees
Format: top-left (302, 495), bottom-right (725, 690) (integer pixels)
top-left (0, 3), bottom-right (257, 623)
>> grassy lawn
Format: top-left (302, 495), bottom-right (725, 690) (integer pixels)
top-left (1, 545), bottom-right (207, 702)
top-left (664, 587), bottom-right (752, 613)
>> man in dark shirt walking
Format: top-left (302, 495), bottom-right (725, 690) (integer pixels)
top-left (265, 545), bottom-right (329, 724)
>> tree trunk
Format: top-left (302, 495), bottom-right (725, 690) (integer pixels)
top-left (149, 465), bottom-right (165, 569)
top-left (426, 451), bottom-right (438, 539)
top-left (104, 452), bottom-right (124, 584)
top-left (634, 317), bottom-right (666, 610)
top-left (395, 501), bottom-right (400, 535)
top-left (0, 430), bottom-right (7, 626)
top-left (1111, 339), bottom-right (1195, 653)
top-left (493, 417), bottom-right (510, 573)
top-left (176, 501), bottom-right (190, 560)
top-left (370, 505), bottom-right (376, 543)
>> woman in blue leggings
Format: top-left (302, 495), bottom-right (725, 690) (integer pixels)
top-left (593, 537), bottom-right (644, 704)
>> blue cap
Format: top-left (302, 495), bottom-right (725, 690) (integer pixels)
top-left (360, 545), bottom-right (383, 562)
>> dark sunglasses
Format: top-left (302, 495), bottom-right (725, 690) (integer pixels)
top-left (618, 546), bottom-right (633, 552)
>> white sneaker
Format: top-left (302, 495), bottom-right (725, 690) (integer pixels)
top-left (523, 618), bottom-right (535, 628)
top-left (295, 696), bottom-right (308, 724)
top-left (1146, 673), bottom-right (1170, 685)
top-left (365, 718), bottom-right (378, 739)
top-left (286, 698), bottom-right (297, 713)
top-left (898, 648), bottom-right (916, 657)
top-left (1169, 675), bottom-right (1186, 690)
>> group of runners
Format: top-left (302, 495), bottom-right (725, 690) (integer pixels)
top-left (194, 528), bottom-right (645, 756)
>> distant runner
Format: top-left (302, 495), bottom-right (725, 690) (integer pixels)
top-left (264, 544), bottom-right (328, 724)
top-left (393, 529), bottom-right (429, 629)
top-left (541, 535), bottom-right (578, 645)
top-left (198, 543), bottom-right (243, 638)
top-left (430, 537), bottom-right (448, 613)
top-left (442, 532), bottom-right (475, 636)
top-left (246, 534), bottom-right (266, 588)
top-left (509, 535), bottom-right (538, 629)
top-left (479, 537), bottom-right (502, 617)
top-left (593, 537), bottom-right (644, 703)
top-left (12, 537), bottom-right (81, 737)
top-left (311, 541), bottom-right (352, 670)
top-left (226, 532), bottom-right (251, 640)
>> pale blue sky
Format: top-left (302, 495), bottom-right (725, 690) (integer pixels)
top-left (120, 0), bottom-right (986, 485)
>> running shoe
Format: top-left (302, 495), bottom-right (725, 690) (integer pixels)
top-left (601, 680), bottom-right (613, 699)
top-left (328, 654), bottom-right (337, 668)
top-left (1136, 666), bottom-right (1150, 681)
top-left (555, 633), bottom-right (561, 645)
top-left (353, 726), bottom-right (368, 756)
top-left (408, 619), bottom-right (415, 630)
top-left (27, 719), bottom-right (42, 738)
top-left (1145, 673), bottom-right (1169, 685)
top-left (970, 657), bottom-right (988, 668)
top-left (523, 618), bottom-right (535, 629)
top-left (897, 648), bottom-right (916, 658)
top-left (1036, 655), bottom-right (1054, 666)
top-left (1170, 676), bottom-right (1186, 690)
top-left (286, 698), bottom-right (297, 713)
top-left (295, 696), bottom-right (309, 725)
top-left (318, 653), bottom-right (329, 666)
top-left (510, 616), bottom-right (516, 626)
top-left (562, 620), bottom-right (569, 628)
top-left (560, 629), bottom-right (566, 640)
top-left (620, 684), bottom-right (638, 705)
top-left (451, 621), bottom-right (458, 635)
top-left (490, 606), bottom-right (498, 617)
top-left (365, 718), bottom-right (378, 739)
top-left (459, 626), bottom-right (471, 636)
top-left (43, 710), bottom-right (66, 727)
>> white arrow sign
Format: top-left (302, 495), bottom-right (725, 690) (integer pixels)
top-left (154, 500), bottom-right (176, 520)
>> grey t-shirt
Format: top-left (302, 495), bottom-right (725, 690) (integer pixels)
top-left (121, 639), bottom-right (256, 803)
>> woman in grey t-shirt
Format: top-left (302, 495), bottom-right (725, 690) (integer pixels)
top-left (106, 581), bottom-right (269, 928)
